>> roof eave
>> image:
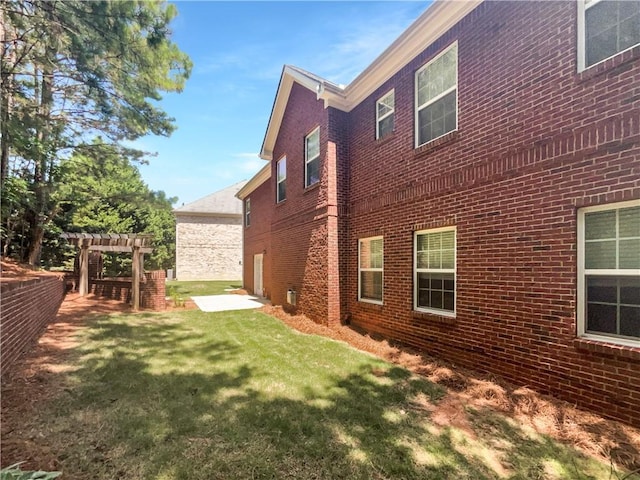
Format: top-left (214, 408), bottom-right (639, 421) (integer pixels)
top-left (260, 66), bottom-right (348, 160)
top-left (260, 0), bottom-right (483, 156)
top-left (236, 163), bottom-right (271, 200)
top-left (343, 0), bottom-right (483, 109)
top-left (173, 211), bottom-right (241, 218)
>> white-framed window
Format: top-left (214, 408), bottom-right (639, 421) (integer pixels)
top-left (376, 89), bottom-right (395, 139)
top-left (415, 42), bottom-right (458, 147)
top-left (276, 156), bottom-right (286, 203)
top-left (305, 127), bottom-right (320, 188)
top-left (577, 0), bottom-right (640, 71)
top-left (245, 198), bottom-right (251, 227)
top-left (359, 236), bottom-right (383, 303)
top-left (577, 200), bottom-right (640, 346)
top-left (414, 227), bottom-right (456, 316)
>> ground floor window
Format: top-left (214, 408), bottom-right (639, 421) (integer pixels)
top-left (358, 236), bottom-right (383, 303)
top-left (414, 227), bottom-right (456, 316)
top-left (578, 200), bottom-right (640, 345)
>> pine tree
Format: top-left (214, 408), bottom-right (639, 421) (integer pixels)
top-left (1, 0), bottom-right (191, 265)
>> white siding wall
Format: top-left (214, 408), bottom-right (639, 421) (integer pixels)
top-left (175, 214), bottom-right (243, 281)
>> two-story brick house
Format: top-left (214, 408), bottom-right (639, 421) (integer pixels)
top-left (237, 0), bottom-right (640, 426)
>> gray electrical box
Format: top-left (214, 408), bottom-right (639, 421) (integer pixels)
top-left (287, 289), bottom-right (297, 306)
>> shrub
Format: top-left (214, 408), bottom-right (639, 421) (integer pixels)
top-left (0, 463), bottom-right (61, 480)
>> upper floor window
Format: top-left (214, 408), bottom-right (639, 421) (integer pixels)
top-left (305, 127), bottom-right (320, 188)
top-left (359, 236), bottom-right (383, 304)
top-left (578, 0), bottom-right (640, 71)
top-left (415, 43), bottom-right (457, 147)
top-left (578, 200), bottom-right (640, 346)
top-left (376, 90), bottom-right (395, 139)
top-left (245, 198), bottom-right (251, 227)
top-left (414, 227), bottom-right (456, 316)
top-left (276, 156), bottom-right (286, 203)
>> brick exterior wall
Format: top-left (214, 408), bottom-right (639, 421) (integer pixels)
top-left (243, 84), bottom-right (343, 322)
top-left (175, 214), bottom-right (243, 281)
top-left (345, 1), bottom-right (640, 426)
top-left (1, 275), bottom-right (65, 376)
top-left (242, 84), bottom-right (351, 325)
top-left (90, 271), bottom-right (166, 311)
top-left (329, 107), bottom-right (351, 324)
top-left (242, 179), bottom-right (272, 298)
top-left (243, 1), bottom-right (640, 426)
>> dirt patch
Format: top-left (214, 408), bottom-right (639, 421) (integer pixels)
top-left (262, 305), bottom-right (640, 473)
top-left (165, 298), bottom-right (199, 311)
top-left (1, 291), bottom-right (131, 471)
top-left (229, 288), bottom-right (249, 295)
top-left (0, 258), bottom-right (61, 284)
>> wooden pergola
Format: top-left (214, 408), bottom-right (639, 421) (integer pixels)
top-left (60, 233), bottom-right (153, 310)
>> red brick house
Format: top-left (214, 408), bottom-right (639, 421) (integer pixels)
top-left (237, 0), bottom-right (640, 426)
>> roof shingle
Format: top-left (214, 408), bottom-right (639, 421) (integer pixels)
top-left (173, 180), bottom-right (248, 215)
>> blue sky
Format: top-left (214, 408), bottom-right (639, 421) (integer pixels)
top-left (137, 1), bottom-right (429, 206)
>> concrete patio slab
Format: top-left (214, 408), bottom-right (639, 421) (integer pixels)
top-left (191, 294), bottom-right (268, 312)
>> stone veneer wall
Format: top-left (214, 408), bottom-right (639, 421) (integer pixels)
top-left (175, 214), bottom-right (243, 280)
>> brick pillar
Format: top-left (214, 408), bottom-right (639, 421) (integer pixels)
top-left (326, 140), bottom-right (341, 326)
top-left (142, 270), bottom-right (166, 311)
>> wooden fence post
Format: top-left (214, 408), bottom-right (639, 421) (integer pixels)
top-left (132, 245), bottom-right (140, 311)
top-left (79, 241), bottom-right (90, 296)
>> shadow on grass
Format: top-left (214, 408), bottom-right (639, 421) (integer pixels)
top-left (42, 312), bottom-right (625, 480)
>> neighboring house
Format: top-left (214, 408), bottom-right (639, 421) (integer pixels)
top-left (174, 180), bottom-right (247, 281)
top-left (237, 0), bottom-right (640, 426)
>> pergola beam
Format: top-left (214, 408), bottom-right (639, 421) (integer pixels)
top-left (82, 245), bottom-right (153, 253)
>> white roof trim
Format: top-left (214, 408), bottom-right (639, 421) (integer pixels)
top-left (174, 211), bottom-right (241, 219)
top-left (260, 66), bottom-right (347, 161)
top-left (341, 0), bottom-right (482, 109)
top-left (260, 0), bottom-right (483, 160)
top-left (236, 163), bottom-right (271, 199)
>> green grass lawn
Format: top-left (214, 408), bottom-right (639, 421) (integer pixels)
top-left (24, 310), bottom-right (635, 479)
top-left (165, 279), bottom-right (243, 297)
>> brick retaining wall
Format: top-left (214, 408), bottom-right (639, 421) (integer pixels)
top-left (1, 274), bottom-right (65, 376)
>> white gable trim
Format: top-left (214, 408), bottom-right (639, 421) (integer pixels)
top-left (260, 0), bottom-right (483, 160)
